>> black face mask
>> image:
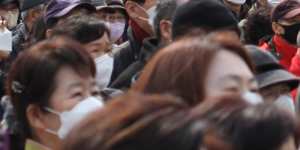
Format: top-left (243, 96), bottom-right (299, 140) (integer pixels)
top-left (281, 23), bottom-right (300, 45)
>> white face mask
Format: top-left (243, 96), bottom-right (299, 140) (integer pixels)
top-left (274, 95), bottom-right (295, 113)
top-left (109, 21), bottom-right (126, 43)
top-left (242, 91), bottom-right (263, 105)
top-left (0, 27), bottom-right (12, 52)
top-left (95, 54), bottom-right (114, 89)
top-left (2, 9), bottom-right (19, 29)
top-left (45, 97), bottom-right (104, 139)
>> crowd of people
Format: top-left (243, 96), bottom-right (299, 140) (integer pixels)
top-left (0, 0), bottom-right (300, 149)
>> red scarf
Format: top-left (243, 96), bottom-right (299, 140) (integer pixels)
top-left (260, 35), bottom-right (297, 69)
top-left (129, 19), bottom-right (150, 44)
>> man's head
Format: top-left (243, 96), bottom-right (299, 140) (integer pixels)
top-left (0, 0), bottom-right (19, 29)
top-left (124, 0), bottom-right (156, 35)
top-left (244, 7), bottom-right (273, 45)
top-left (172, 0), bottom-right (238, 40)
top-left (20, 0), bottom-right (47, 32)
top-left (153, 0), bottom-right (177, 45)
top-left (271, 0), bottom-right (300, 45)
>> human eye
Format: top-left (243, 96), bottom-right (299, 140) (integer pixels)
top-left (91, 85), bottom-right (101, 97)
top-left (70, 89), bottom-right (84, 101)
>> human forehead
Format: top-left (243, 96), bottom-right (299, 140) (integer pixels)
top-left (208, 50), bottom-right (253, 80)
top-left (53, 66), bottom-right (94, 88)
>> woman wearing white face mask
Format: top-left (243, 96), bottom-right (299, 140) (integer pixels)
top-left (6, 37), bottom-right (104, 149)
top-left (51, 15), bottom-right (115, 90)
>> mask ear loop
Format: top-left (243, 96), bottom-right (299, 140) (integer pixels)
top-left (43, 107), bottom-right (61, 116)
top-left (44, 128), bottom-right (59, 136)
top-left (43, 107), bottom-right (61, 137)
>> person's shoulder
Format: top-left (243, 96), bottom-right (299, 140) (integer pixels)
top-left (112, 41), bottom-right (130, 55)
top-left (12, 23), bottom-right (25, 36)
top-left (113, 41), bottom-right (135, 60)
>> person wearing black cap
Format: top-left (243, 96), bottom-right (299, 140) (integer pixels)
top-left (19, 0), bottom-right (46, 33)
top-left (246, 45), bottom-right (300, 113)
top-left (172, 0), bottom-right (239, 40)
top-left (260, 0), bottom-right (300, 70)
top-left (10, 0), bottom-right (47, 59)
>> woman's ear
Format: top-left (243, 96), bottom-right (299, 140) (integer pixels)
top-left (26, 104), bottom-right (47, 130)
top-left (272, 22), bottom-right (285, 35)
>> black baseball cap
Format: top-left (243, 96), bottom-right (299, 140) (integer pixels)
top-left (0, 0), bottom-right (18, 5)
top-left (20, 0), bottom-right (46, 11)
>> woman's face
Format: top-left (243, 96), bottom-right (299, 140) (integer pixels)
top-left (205, 50), bottom-right (258, 98)
top-left (31, 66), bottom-right (101, 147)
top-left (46, 66), bottom-right (101, 127)
top-left (96, 10), bottom-right (126, 23)
top-left (84, 32), bottom-right (111, 58)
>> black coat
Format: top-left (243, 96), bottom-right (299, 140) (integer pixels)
top-left (110, 37), bottom-right (160, 89)
top-left (110, 28), bottom-right (142, 84)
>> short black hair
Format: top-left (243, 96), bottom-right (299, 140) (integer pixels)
top-left (51, 14), bottom-right (110, 44)
top-left (244, 7), bottom-right (274, 45)
top-left (153, 0), bottom-right (178, 41)
top-left (172, 0), bottom-right (238, 39)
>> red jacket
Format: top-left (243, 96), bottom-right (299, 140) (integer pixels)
top-left (260, 35), bottom-right (297, 70)
top-left (260, 35), bottom-right (299, 99)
